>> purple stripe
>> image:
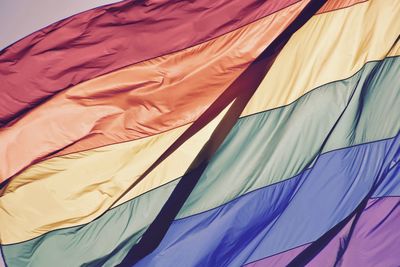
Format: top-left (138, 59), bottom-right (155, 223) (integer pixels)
top-left (0, 247), bottom-right (5, 267)
top-left (246, 197), bottom-right (400, 267)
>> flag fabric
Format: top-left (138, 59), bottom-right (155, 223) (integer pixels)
top-left (0, 0), bottom-right (399, 266)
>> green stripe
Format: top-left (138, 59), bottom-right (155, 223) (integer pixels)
top-left (3, 56), bottom-right (400, 267)
top-left (178, 56), bottom-right (400, 217)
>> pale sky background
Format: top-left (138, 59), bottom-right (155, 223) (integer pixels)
top-left (0, 0), bottom-right (122, 50)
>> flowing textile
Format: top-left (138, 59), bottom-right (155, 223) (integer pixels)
top-left (0, 0), bottom-right (399, 266)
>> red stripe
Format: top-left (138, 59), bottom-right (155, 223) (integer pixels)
top-left (0, 0), bottom-right (297, 125)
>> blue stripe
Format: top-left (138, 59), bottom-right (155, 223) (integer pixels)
top-left (136, 134), bottom-right (400, 266)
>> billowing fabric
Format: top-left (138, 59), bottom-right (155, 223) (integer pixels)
top-left (0, 1), bottom-right (307, 183)
top-left (3, 136), bottom-right (399, 266)
top-left (0, 0), bottom-right (120, 50)
top-left (2, 53), bottom-right (400, 266)
top-left (2, 21), bottom-right (399, 246)
top-left (1, 0), bottom-right (399, 266)
top-left (135, 135), bottom-right (400, 266)
top-left (0, 0), bottom-right (299, 126)
top-left (2, 52), bottom-right (399, 246)
top-left (245, 197), bottom-right (400, 267)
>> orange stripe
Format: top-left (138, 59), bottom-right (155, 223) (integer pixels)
top-left (0, 0), bottom-right (367, 183)
top-left (0, 2), bottom-right (307, 183)
top-left (317, 0), bottom-right (367, 14)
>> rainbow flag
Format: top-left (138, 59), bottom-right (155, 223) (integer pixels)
top-left (0, 0), bottom-right (399, 266)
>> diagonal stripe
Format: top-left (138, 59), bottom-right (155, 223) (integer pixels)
top-left (0, 0), bottom-right (365, 127)
top-left (173, 55), bottom-right (400, 219)
top-left (3, 136), bottom-right (399, 266)
top-left (242, 0), bottom-right (399, 117)
top-left (0, 1), bottom-right (307, 183)
top-left (1, 54), bottom-right (399, 246)
top-left (245, 196), bottom-right (400, 267)
top-left (134, 135), bottom-right (399, 266)
top-left (0, 1), bottom-right (308, 244)
top-left (0, 0), bottom-right (394, 185)
top-left (0, 0), bottom-right (399, 244)
top-left (317, 0), bottom-right (367, 13)
top-left (0, 0), bottom-right (300, 125)
top-left (0, 0), bottom-right (376, 183)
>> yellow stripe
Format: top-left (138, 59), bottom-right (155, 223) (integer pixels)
top-left (0, 105), bottom-right (230, 244)
top-left (242, 0), bottom-right (400, 116)
top-left (0, 0), bottom-right (296, 183)
top-left (1, 0), bottom-right (399, 245)
top-left (388, 39), bottom-right (400, 56)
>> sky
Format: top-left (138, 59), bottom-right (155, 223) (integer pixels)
top-left (0, 0), bottom-right (121, 50)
